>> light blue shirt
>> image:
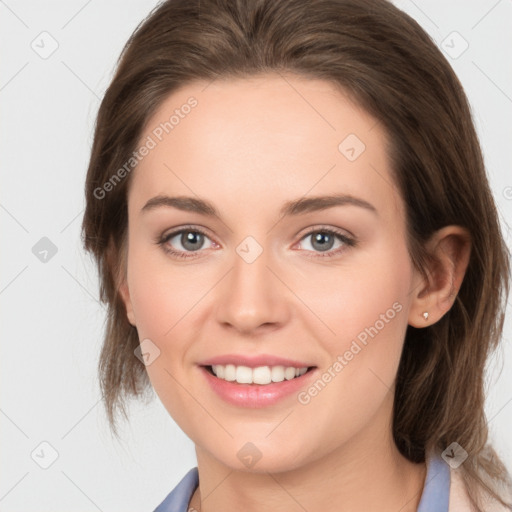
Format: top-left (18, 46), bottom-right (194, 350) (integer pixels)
top-left (153, 451), bottom-right (450, 512)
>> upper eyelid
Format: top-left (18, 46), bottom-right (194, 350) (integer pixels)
top-left (161, 224), bottom-right (211, 238)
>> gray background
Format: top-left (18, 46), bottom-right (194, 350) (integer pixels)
top-left (1, 0), bottom-right (511, 510)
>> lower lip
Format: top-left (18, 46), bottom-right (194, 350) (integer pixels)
top-left (199, 366), bottom-right (317, 407)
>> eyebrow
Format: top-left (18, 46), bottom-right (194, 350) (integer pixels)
top-left (140, 193), bottom-right (378, 218)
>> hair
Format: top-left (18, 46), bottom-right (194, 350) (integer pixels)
top-left (81, 0), bottom-right (512, 508)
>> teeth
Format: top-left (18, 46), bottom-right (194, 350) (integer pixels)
top-left (211, 364), bottom-right (308, 385)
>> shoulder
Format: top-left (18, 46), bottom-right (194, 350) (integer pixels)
top-left (449, 467), bottom-right (512, 512)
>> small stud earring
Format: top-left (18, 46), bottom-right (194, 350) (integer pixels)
top-left (423, 311), bottom-right (429, 321)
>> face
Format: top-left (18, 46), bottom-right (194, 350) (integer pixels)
top-left (120, 73), bottom-right (419, 473)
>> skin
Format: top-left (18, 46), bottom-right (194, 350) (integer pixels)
top-left (118, 73), bottom-right (471, 512)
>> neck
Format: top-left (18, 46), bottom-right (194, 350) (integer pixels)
top-left (189, 417), bottom-right (426, 512)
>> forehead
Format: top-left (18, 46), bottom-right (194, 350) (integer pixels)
top-left (129, 73), bottom-right (403, 223)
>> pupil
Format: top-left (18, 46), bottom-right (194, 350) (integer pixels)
top-left (182, 231), bottom-right (203, 251)
top-left (313, 232), bottom-right (333, 252)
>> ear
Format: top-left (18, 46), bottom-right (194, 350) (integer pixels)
top-left (106, 236), bottom-right (136, 327)
top-left (119, 279), bottom-right (136, 326)
top-left (408, 226), bottom-right (471, 327)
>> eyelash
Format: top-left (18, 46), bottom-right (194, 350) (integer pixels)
top-left (155, 225), bottom-right (357, 260)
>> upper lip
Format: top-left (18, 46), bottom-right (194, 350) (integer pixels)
top-left (199, 354), bottom-right (315, 369)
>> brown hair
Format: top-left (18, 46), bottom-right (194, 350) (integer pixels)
top-left (81, 0), bottom-right (511, 507)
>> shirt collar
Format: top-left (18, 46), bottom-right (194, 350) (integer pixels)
top-left (417, 450), bottom-right (451, 512)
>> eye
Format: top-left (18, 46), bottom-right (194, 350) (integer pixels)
top-left (157, 226), bottom-right (217, 259)
top-left (296, 227), bottom-right (357, 258)
top-left (156, 225), bottom-right (357, 260)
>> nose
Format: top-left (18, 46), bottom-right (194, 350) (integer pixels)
top-left (214, 241), bottom-right (291, 335)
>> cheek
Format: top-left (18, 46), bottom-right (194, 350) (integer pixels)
top-left (306, 237), bottom-right (412, 403)
top-left (127, 240), bottom-right (207, 340)
top-left (294, 249), bottom-right (412, 444)
top-left (126, 247), bottom-right (202, 430)
top-left (129, 270), bottom-right (172, 340)
top-left (301, 238), bottom-right (412, 350)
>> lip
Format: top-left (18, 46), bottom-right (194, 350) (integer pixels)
top-left (199, 365), bottom-right (318, 408)
top-left (198, 354), bottom-right (314, 368)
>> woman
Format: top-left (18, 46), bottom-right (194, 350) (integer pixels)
top-left (81, 0), bottom-right (512, 510)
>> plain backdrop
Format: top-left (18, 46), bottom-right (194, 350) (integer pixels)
top-left (1, 1), bottom-right (511, 510)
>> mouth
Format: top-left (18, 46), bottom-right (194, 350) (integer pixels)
top-left (201, 364), bottom-right (317, 386)
top-left (199, 363), bottom-right (319, 408)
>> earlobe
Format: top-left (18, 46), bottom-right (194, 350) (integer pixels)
top-left (408, 226), bottom-right (471, 328)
